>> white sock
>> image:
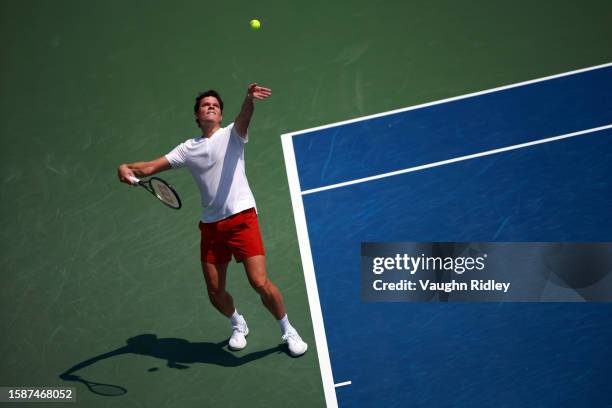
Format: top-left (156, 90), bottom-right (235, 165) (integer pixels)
top-left (279, 314), bottom-right (294, 335)
top-left (230, 310), bottom-right (242, 326)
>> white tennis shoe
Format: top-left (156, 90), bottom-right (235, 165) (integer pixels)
top-left (282, 329), bottom-right (308, 357)
top-left (228, 317), bottom-right (249, 351)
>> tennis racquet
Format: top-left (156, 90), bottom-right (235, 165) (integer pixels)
top-left (61, 374), bottom-right (127, 396)
top-left (129, 176), bottom-right (182, 210)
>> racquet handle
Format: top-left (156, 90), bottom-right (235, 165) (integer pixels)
top-left (128, 176), bottom-right (141, 185)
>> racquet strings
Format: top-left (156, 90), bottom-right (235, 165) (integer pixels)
top-left (150, 179), bottom-right (181, 209)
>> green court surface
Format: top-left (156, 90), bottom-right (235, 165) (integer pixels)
top-left (1, 1), bottom-right (611, 406)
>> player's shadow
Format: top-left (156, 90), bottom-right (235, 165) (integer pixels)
top-left (59, 334), bottom-right (282, 396)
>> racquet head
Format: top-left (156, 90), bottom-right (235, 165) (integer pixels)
top-left (149, 177), bottom-right (182, 209)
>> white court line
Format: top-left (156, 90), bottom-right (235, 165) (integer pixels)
top-left (281, 135), bottom-right (338, 408)
top-left (301, 124), bottom-right (612, 195)
top-left (334, 381), bottom-right (352, 388)
top-left (280, 62), bottom-right (611, 408)
top-left (285, 61), bottom-right (612, 137)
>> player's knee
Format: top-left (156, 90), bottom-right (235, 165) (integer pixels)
top-left (251, 278), bottom-right (270, 295)
top-left (207, 286), bottom-right (225, 300)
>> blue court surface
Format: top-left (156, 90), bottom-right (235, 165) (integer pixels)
top-left (282, 63), bottom-right (612, 408)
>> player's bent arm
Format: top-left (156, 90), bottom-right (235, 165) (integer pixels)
top-left (117, 156), bottom-right (171, 184)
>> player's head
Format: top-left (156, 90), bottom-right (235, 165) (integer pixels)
top-left (126, 334), bottom-right (158, 351)
top-left (194, 90), bottom-right (224, 127)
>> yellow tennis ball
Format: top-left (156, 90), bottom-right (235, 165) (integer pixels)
top-left (249, 19), bottom-right (261, 30)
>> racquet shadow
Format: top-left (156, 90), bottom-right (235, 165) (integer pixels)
top-left (59, 334), bottom-right (283, 396)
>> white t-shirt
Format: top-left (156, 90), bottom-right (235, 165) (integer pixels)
top-left (165, 123), bottom-right (256, 223)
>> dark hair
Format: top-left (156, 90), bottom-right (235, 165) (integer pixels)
top-left (194, 89), bottom-right (223, 126)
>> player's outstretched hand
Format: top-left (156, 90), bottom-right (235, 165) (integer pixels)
top-left (248, 83), bottom-right (272, 101)
top-left (118, 164), bottom-right (136, 186)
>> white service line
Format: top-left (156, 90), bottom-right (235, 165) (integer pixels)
top-left (301, 123), bottom-right (612, 196)
top-left (285, 62), bottom-right (612, 137)
top-left (334, 381), bottom-right (352, 388)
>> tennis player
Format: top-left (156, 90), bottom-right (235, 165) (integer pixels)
top-left (117, 84), bottom-right (307, 357)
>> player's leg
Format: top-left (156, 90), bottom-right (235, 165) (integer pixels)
top-left (227, 208), bottom-right (307, 356)
top-left (243, 255), bottom-right (307, 357)
top-left (202, 261), bottom-right (249, 350)
top-left (228, 210), bottom-right (285, 318)
top-left (243, 255), bottom-right (286, 319)
top-left (201, 261), bottom-right (234, 317)
top-left (200, 220), bottom-right (249, 350)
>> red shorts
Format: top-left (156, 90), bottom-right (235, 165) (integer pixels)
top-left (199, 208), bottom-right (265, 264)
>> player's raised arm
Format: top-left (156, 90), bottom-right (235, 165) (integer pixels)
top-left (117, 156), bottom-right (172, 185)
top-left (234, 83), bottom-right (272, 138)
